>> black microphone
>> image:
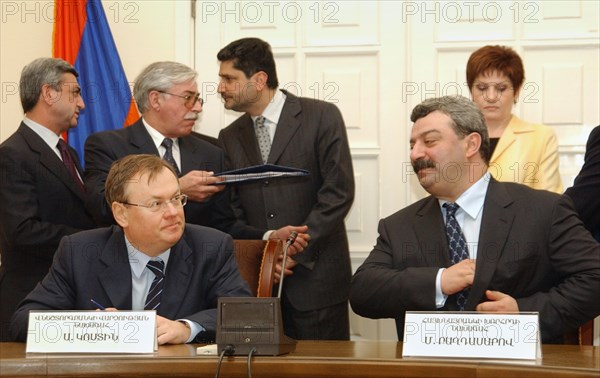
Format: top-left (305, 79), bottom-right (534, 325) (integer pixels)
top-left (277, 231), bottom-right (298, 298)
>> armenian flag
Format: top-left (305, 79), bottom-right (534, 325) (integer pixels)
top-left (53, 0), bottom-right (138, 160)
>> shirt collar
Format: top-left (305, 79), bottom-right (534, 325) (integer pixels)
top-left (142, 117), bottom-right (178, 150)
top-left (251, 89), bottom-right (286, 124)
top-left (439, 172), bottom-right (491, 220)
top-left (23, 117), bottom-right (61, 151)
top-left (125, 235), bottom-right (171, 279)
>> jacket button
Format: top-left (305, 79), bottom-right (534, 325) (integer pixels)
top-left (268, 213), bottom-right (275, 219)
top-left (264, 180), bottom-right (270, 186)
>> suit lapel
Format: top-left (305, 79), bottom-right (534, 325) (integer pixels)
top-left (158, 237), bottom-right (193, 319)
top-left (128, 120), bottom-right (161, 155)
top-left (269, 92), bottom-right (301, 164)
top-left (237, 115), bottom-right (263, 165)
top-left (414, 197), bottom-right (450, 267)
top-left (98, 227), bottom-right (133, 309)
top-left (178, 136), bottom-right (200, 175)
top-left (18, 124), bottom-right (85, 201)
top-left (490, 115), bottom-right (519, 163)
top-left (467, 179), bottom-right (515, 310)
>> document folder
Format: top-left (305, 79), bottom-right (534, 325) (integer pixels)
top-left (213, 164), bottom-right (309, 185)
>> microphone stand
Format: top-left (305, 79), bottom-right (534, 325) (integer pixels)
top-left (277, 231), bottom-right (297, 298)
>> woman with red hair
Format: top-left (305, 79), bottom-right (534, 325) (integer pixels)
top-left (466, 45), bottom-right (562, 193)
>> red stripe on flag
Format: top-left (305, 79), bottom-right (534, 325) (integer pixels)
top-left (53, 0), bottom-right (87, 64)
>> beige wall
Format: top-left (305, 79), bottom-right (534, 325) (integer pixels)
top-left (0, 0), bottom-right (184, 142)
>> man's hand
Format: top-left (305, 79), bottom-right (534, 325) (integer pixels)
top-left (475, 290), bottom-right (519, 313)
top-left (441, 259), bottom-right (476, 295)
top-left (270, 225), bottom-right (310, 255)
top-left (179, 170), bottom-right (224, 202)
top-left (156, 316), bottom-right (191, 345)
top-left (274, 255), bottom-right (298, 284)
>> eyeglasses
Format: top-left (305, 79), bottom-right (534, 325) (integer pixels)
top-left (121, 194), bottom-right (188, 212)
top-left (157, 90), bottom-right (204, 109)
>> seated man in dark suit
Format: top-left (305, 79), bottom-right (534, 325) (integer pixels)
top-left (84, 61), bottom-right (308, 246)
top-left (10, 154), bottom-right (252, 344)
top-left (565, 126), bottom-right (600, 240)
top-left (0, 58), bottom-right (95, 341)
top-left (349, 96), bottom-right (600, 344)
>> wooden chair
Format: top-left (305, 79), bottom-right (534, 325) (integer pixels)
top-left (233, 239), bottom-right (282, 297)
top-left (563, 320), bottom-right (594, 345)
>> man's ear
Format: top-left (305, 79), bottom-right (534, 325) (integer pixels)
top-left (112, 202), bottom-right (129, 228)
top-left (148, 90), bottom-right (161, 111)
top-left (465, 132), bottom-right (482, 159)
top-left (253, 71), bottom-right (268, 91)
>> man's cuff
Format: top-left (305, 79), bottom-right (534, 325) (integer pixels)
top-left (178, 319), bottom-right (204, 343)
top-left (263, 230), bottom-right (275, 240)
top-left (435, 268), bottom-right (448, 308)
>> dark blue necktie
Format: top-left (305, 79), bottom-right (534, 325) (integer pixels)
top-left (161, 138), bottom-right (181, 176)
top-left (144, 259), bottom-right (165, 311)
top-left (443, 202), bottom-right (470, 310)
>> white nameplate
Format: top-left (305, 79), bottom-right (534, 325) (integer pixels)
top-left (26, 311), bottom-right (157, 353)
top-left (402, 312), bottom-right (541, 360)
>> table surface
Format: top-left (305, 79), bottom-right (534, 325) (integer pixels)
top-left (1, 341), bottom-right (598, 377)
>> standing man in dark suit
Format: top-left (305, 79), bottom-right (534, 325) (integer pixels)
top-left (217, 38), bottom-right (355, 340)
top-left (565, 126), bottom-right (600, 240)
top-left (11, 154), bottom-right (252, 343)
top-left (349, 96), bottom-right (600, 343)
top-left (84, 61), bottom-right (307, 243)
top-left (0, 58), bottom-right (95, 341)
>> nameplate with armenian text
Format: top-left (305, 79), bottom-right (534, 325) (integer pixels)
top-left (402, 312), bottom-right (541, 360)
top-left (26, 311), bottom-right (157, 353)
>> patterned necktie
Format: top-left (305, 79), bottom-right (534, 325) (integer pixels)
top-left (254, 116), bottom-right (271, 164)
top-left (144, 259), bottom-right (165, 311)
top-left (56, 139), bottom-right (85, 193)
top-left (161, 138), bottom-right (181, 176)
top-left (443, 202), bottom-right (470, 310)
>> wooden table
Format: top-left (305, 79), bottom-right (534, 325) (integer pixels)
top-left (1, 341), bottom-right (598, 377)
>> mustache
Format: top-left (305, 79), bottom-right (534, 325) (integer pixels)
top-left (184, 112), bottom-right (198, 121)
top-left (412, 159), bottom-right (436, 174)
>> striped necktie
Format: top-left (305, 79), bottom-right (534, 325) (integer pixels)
top-left (144, 259), bottom-right (165, 311)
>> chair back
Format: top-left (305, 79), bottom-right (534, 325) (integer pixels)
top-left (233, 239), bottom-right (282, 297)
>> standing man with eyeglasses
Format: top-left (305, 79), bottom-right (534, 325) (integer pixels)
top-left (85, 61), bottom-right (308, 245)
top-left (11, 154), bottom-right (252, 343)
top-left (0, 58), bottom-right (96, 341)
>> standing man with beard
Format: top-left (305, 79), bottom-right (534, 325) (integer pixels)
top-left (217, 38), bottom-right (355, 340)
top-left (85, 61), bottom-right (307, 243)
top-left (0, 58), bottom-right (95, 341)
top-left (349, 95), bottom-right (600, 344)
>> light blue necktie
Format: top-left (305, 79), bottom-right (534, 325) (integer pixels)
top-left (254, 116), bottom-right (270, 164)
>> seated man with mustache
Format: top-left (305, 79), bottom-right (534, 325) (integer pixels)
top-left (84, 61), bottom-right (308, 246)
top-left (350, 95), bottom-right (600, 344)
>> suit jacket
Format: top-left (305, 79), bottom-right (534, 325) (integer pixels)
top-left (84, 119), bottom-right (264, 238)
top-left (349, 179), bottom-right (600, 343)
top-left (10, 224), bottom-right (252, 342)
top-left (490, 115), bottom-right (563, 193)
top-left (565, 126), bottom-right (600, 239)
top-left (0, 123), bottom-right (95, 341)
top-left (218, 90), bottom-right (355, 311)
